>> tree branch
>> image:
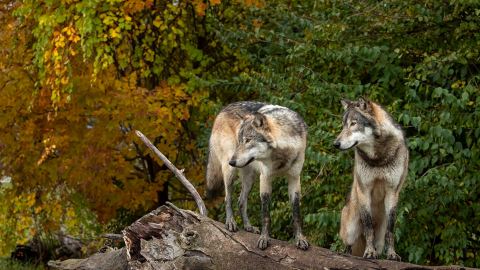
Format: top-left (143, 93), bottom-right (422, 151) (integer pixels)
top-left (134, 130), bottom-right (207, 216)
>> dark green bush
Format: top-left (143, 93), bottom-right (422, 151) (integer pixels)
top-left (206, 0), bottom-right (480, 266)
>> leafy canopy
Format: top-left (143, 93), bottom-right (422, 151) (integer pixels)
top-left (210, 0), bottom-right (480, 267)
top-left (0, 0), bottom-right (243, 256)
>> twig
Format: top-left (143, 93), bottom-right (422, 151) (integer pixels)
top-left (102, 233), bottom-right (123, 241)
top-left (166, 201), bottom-right (189, 219)
top-left (210, 222), bottom-right (268, 259)
top-left (135, 130), bottom-right (208, 216)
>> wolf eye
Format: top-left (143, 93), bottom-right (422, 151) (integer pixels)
top-left (245, 138), bottom-right (251, 143)
top-left (351, 121), bottom-right (357, 126)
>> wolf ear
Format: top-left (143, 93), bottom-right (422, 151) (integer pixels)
top-left (357, 97), bottom-right (371, 111)
top-left (252, 113), bottom-right (267, 128)
top-left (341, 99), bottom-right (352, 110)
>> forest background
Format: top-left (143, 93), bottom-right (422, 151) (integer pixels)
top-left (0, 0), bottom-right (479, 268)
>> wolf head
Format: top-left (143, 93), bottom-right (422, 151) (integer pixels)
top-left (229, 113), bottom-right (274, 168)
top-left (334, 98), bottom-right (381, 150)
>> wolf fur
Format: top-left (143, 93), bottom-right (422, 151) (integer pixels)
top-left (206, 101), bottom-right (309, 250)
top-left (334, 98), bottom-right (408, 260)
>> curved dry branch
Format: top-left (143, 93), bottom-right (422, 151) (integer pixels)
top-left (134, 130), bottom-right (207, 216)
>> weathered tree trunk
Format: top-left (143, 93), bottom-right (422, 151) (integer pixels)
top-left (49, 204), bottom-right (475, 270)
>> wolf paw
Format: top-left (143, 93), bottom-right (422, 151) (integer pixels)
top-left (386, 251), bottom-right (401, 261)
top-left (256, 235), bottom-right (270, 250)
top-left (225, 218), bottom-right (238, 232)
top-left (363, 247), bottom-right (378, 259)
top-left (295, 235), bottom-right (309, 250)
top-left (244, 225), bottom-right (260, 234)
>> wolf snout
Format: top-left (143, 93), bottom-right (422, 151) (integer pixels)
top-left (333, 141), bottom-right (341, 149)
top-left (228, 159), bottom-right (237, 167)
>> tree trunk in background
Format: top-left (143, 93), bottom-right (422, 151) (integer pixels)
top-left (157, 180), bottom-right (169, 206)
top-left (48, 205), bottom-right (476, 270)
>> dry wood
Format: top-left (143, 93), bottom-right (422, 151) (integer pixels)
top-left (134, 130), bottom-right (207, 216)
top-left (50, 204), bottom-right (476, 270)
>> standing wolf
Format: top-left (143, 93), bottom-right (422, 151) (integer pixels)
top-left (334, 98), bottom-right (408, 260)
top-left (206, 101), bottom-right (309, 250)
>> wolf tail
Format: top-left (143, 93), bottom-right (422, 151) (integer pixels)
top-left (205, 148), bottom-right (223, 199)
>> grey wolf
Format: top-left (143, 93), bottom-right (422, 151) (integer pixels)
top-left (206, 101), bottom-right (309, 250)
top-left (334, 98), bottom-right (408, 260)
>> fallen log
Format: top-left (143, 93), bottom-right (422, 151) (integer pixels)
top-left (48, 131), bottom-right (477, 270)
top-left (48, 247), bottom-right (127, 270)
top-left (49, 204), bottom-right (475, 270)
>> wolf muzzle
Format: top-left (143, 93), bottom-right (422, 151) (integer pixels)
top-left (333, 140), bottom-right (341, 149)
top-left (334, 140), bottom-right (358, 150)
top-left (229, 157), bottom-right (254, 168)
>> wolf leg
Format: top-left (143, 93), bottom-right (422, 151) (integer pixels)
top-left (340, 203), bottom-right (363, 256)
top-left (384, 190), bottom-right (401, 261)
top-left (373, 207), bottom-right (387, 257)
top-left (257, 174), bottom-right (271, 250)
top-left (238, 168), bottom-right (259, 233)
top-left (288, 175), bottom-right (309, 250)
top-left (357, 189), bottom-right (377, 259)
top-left (222, 164), bottom-right (237, 232)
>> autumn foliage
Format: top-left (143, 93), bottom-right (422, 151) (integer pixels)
top-left (0, 0), bottom-right (237, 255)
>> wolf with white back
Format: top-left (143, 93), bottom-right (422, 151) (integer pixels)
top-left (334, 97), bottom-right (409, 260)
top-left (206, 101), bottom-right (309, 250)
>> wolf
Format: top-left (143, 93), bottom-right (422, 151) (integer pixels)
top-left (334, 98), bottom-right (408, 260)
top-left (206, 101), bottom-right (309, 250)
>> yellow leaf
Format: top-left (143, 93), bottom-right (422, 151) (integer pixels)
top-left (153, 16), bottom-right (162, 28)
top-left (44, 50), bottom-right (51, 61)
top-left (70, 34), bottom-right (80, 43)
top-left (109, 27), bottom-right (121, 39)
top-left (61, 76), bottom-right (69, 85)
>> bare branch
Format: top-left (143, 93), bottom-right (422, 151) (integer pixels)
top-left (134, 130), bottom-right (207, 216)
top-left (101, 234), bottom-right (124, 241)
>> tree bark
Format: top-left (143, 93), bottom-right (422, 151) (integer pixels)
top-left (49, 204), bottom-right (476, 270)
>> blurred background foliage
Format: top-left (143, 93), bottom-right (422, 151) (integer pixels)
top-left (0, 0), bottom-right (479, 268)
